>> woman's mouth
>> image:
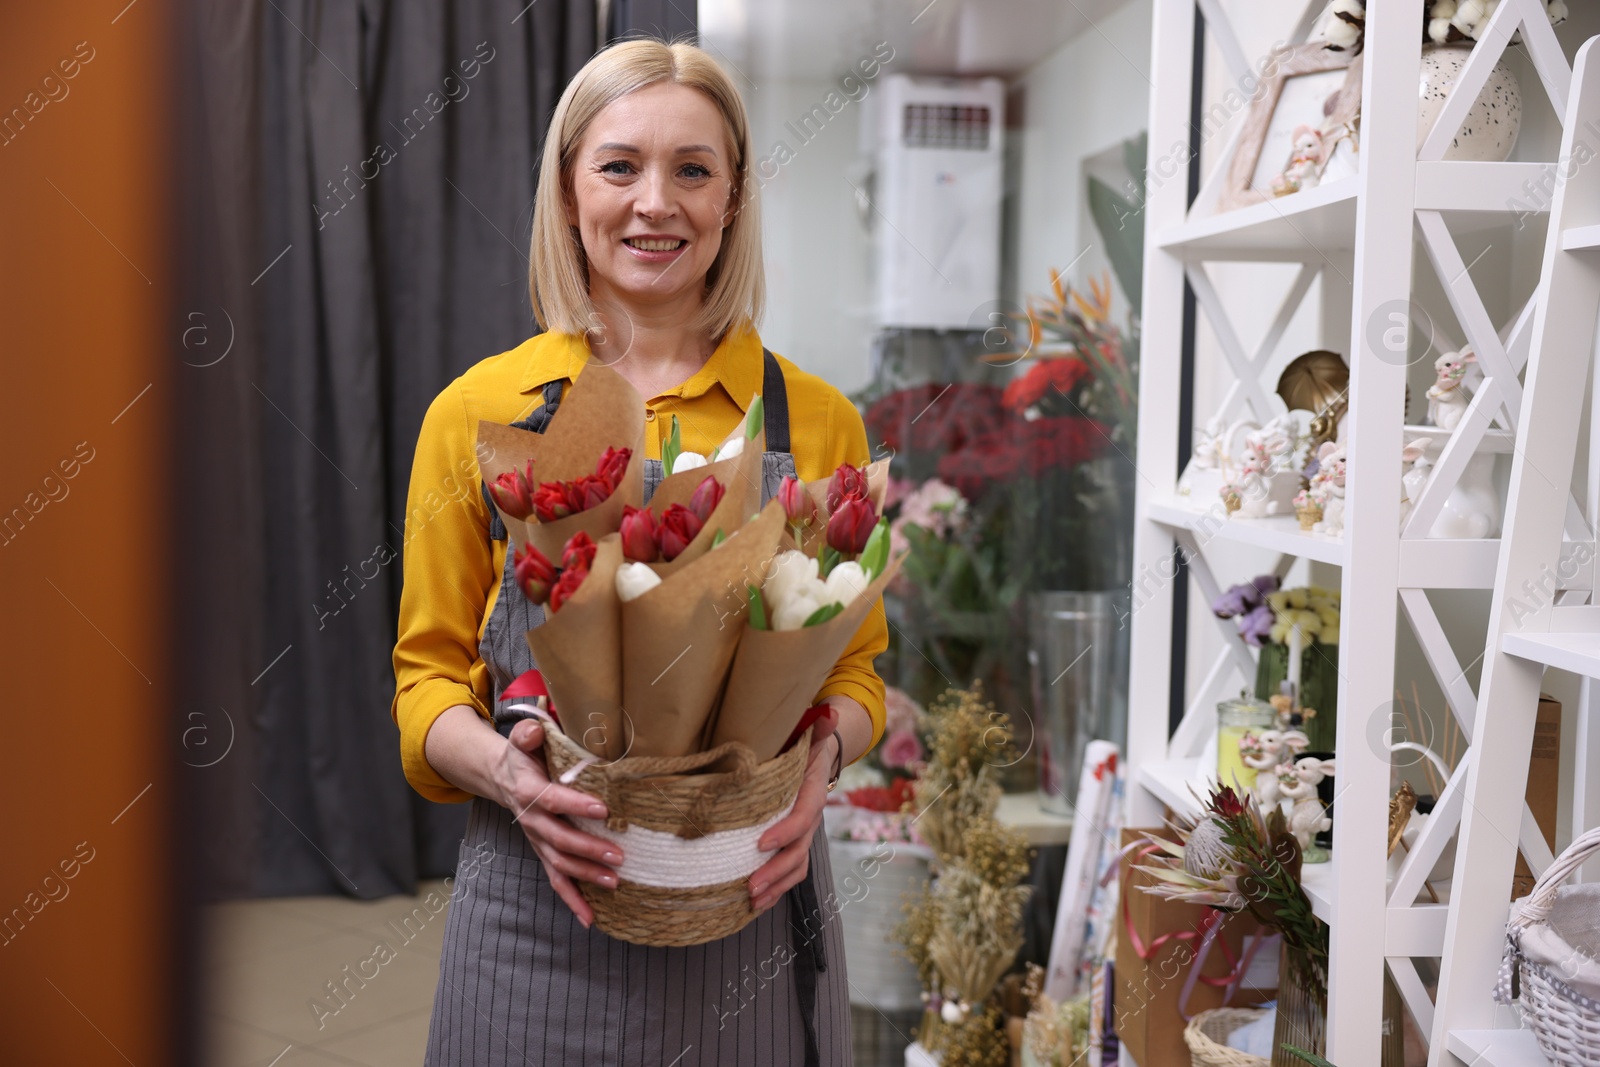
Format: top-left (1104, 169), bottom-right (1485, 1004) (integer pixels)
top-left (620, 231), bottom-right (684, 257)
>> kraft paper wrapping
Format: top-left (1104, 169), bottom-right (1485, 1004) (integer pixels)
top-left (523, 535), bottom-right (628, 761)
top-left (648, 425), bottom-right (766, 575)
top-left (709, 549), bottom-right (904, 761)
top-left (620, 501), bottom-right (788, 758)
top-left (476, 360), bottom-right (647, 559)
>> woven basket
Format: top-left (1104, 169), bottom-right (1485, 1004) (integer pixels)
top-left (543, 724), bottom-right (810, 947)
top-left (1185, 1007), bottom-right (1270, 1067)
top-left (1497, 825), bottom-right (1600, 1067)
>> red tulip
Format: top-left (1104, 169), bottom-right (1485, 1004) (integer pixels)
top-left (778, 475), bottom-right (816, 528)
top-left (826, 495), bottom-right (876, 555)
top-left (513, 542), bottom-right (556, 605)
top-left (488, 461), bottom-right (536, 519)
top-left (826, 463), bottom-right (869, 511)
top-left (532, 482), bottom-right (573, 523)
top-left (620, 505), bottom-right (659, 562)
top-left (655, 503), bottom-right (704, 562)
top-left (548, 564), bottom-right (588, 613)
top-left (596, 446), bottom-right (631, 493)
top-left (561, 530), bottom-right (597, 572)
top-left (574, 473), bottom-right (611, 512)
top-left (689, 475), bottom-right (725, 524)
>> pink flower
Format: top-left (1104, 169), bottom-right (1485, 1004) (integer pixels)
top-left (880, 727), bottom-right (924, 769)
top-left (884, 686), bottom-right (921, 736)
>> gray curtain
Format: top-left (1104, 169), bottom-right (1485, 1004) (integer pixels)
top-left (182, 0), bottom-right (599, 900)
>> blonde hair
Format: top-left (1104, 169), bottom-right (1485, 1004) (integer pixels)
top-left (529, 39), bottom-right (764, 340)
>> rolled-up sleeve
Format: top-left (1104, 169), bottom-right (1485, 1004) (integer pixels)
top-left (392, 382), bottom-right (495, 803)
top-left (811, 391), bottom-right (889, 761)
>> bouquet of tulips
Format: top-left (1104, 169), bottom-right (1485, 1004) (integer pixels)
top-left (476, 360), bottom-right (904, 764)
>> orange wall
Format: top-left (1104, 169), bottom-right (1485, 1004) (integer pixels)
top-left (0, 1), bottom-right (177, 1063)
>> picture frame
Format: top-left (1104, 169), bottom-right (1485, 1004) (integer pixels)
top-left (1220, 45), bottom-right (1363, 213)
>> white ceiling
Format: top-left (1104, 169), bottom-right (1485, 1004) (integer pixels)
top-left (700, 0), bottom-right (1135, 83)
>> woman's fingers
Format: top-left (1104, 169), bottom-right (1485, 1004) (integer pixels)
top-left (541, 858), bottom-right (595, 928)
top-left (756, 755), bottom-right (829, 852)
top-left (750, 841), bottom-right (811, 913)
top-left (525, 809), bottom-right (623, 869)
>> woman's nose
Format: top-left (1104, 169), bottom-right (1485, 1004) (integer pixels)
top-left (632, 167), bottom-right (676, 220)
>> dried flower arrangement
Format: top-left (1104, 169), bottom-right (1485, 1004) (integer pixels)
top-left (896, 684), bottom-right (1034, 1062)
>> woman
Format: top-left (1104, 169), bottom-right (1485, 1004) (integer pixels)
top-left (391, 39), bottom-right (888, 1066)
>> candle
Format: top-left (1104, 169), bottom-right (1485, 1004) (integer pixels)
top-left (1286, 624), bottom-right (1304, 708)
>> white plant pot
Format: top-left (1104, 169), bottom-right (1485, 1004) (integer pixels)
top-left (1418, 43), bottom-right (1522, 162)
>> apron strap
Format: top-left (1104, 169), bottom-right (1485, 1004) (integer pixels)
top-left (761, 348), bottom-right (791, 454)
top-left (482, 378), bottom-right (565, 542)
top-left (787, 871), bottom-right (828, 1067)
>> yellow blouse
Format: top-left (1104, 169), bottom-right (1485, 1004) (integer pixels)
top-left (391, 327), bottom-right (890, 803)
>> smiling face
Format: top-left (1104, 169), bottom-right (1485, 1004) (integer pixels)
top-left (567, 81), bottom-right (736, 317)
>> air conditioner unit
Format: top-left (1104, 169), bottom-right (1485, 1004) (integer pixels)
top-left (872, 74), bottom-right (1004, 330)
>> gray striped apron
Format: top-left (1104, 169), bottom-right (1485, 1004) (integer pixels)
top-left (426, 351), bottom-right (852, 1066)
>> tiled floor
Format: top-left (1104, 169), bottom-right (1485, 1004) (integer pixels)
top-left (202, 881), bottom-right (450, 1066)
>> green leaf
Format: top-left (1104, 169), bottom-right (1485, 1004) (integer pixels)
top-left (747, 583), bottom-right (767, 630)
top-left (819, 544), bottom-right (841, 578)
top-left (663, 415), bottom-right (682, 476)
top-left (745, 394), bottom-right (764, 440)
top-left (711, 529), bottom-right (727, 549)
top-left (1087, 140), bottom-right (1145, 317)
top-left (1279, 1045), bottom-right (1337, 1067)
top-left (859, 518), bottom-right (890, 578)
top-left (802, 601), bottom-right (845, 628)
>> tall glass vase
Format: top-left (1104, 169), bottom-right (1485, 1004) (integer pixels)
top-left (1029, 590), bottom-right (1129, 814)
top-left (1255, 640), bottom-right (1339, 751)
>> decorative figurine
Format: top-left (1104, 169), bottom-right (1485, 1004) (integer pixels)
top-left (1399, 437), bottom-right (1433, 526)
top-left (1281, 756), bottom-right (1336, 862)
top-left (1271, 125), bottom-right (1328, 197)
top-left (1426, 347), bottom-right (1477, 431)
top-left (1310, 441), bottom-right (1347, 535)
top-left (1222, 414), bottom-right (1300, 518)
top-left (1294, 487), bottom-right (1323, 530)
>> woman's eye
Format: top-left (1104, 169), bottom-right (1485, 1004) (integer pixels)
top-left (680, 163), bottom-right (710, 179)
top-left (599, 161), bottom-right (633, 176)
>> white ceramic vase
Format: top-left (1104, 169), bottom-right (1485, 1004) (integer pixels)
top-left (1417, 43), bottom-right (1522, 162)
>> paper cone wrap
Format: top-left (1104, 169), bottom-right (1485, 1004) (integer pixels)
top-left (476, 361), bottom-right (647, 558)
top-left (523, 534), bottom-right (629, 761)
top-left (620, 502), bottom-right (787, 758)
top-left (710, 549), bottom-right (905, 761)
top-left (648, 425), bottom-right (766, 575)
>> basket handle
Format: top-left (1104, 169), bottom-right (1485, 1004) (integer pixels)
top-left (1513, 824), bottom-right (1600, 927)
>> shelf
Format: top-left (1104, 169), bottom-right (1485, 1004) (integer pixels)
top-left (1149, 498), bottom-right (1347, 565)
top-left (1157, 179), bottom-right (1359, 256)
top-left (1562, 223), bottom-right (1600, 251)
top-left (995, 791), bottom-right (1074, 847)
top-left (1446, 1028), bottom-right (1550, 1067)
top-left (1501, 631), bottom-right (1600, 679)
top-left (1402, 424), bottom-right (1516, 453)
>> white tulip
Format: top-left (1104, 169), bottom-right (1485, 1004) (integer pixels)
top-left (671, 451), bottom-right (707, 475)
top-left (822, 561), bottom-right (869, 609)
top-left (615, 562), bottom-right (662, 602)
top-left (773, 587), bottom-right (828, 631)
top-left (763, 550), bottom-right (818, 610)
top-left (712, 435), bottom-right (744, 461)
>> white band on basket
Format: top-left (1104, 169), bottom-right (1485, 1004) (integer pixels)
top-left (505, 702), bottom-right (598, 784)
top-left (573, 803), bottom-right (796, 889)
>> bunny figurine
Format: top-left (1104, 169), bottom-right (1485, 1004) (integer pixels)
top-left (1399, 437), bottom-right (1433, 527)
top-left (1288, 798), bottom-right (1333, 851)
top-left (1271, 125), bottom-right (1327, 197)
top-left (1426, 347), bottom-right (1477, 431)
top-left (1310, 442), bottom-right (1347, 535)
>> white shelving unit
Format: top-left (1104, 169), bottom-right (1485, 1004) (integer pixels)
top-left (1126, 2), bottom-right (1582, 1064)
top-left (1429, 36), bottom-right (1600, 1067)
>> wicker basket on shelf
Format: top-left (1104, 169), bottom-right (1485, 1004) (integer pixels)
top-left (1184, 1007), bottom-right (1270, 1067)
top-left (1497, 825), bottom-right (1600, 1067)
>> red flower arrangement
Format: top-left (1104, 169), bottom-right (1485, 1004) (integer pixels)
top-left (499, 446), bottom-right (632, 523)
top-left (1001, 356), bottom-right (1091, 413)
top-left (619, 474), bottom-right (726, 563)
top-left (843, 775), bottom-right (917, 813)
top-left (513, 528), bottom-right (600, 614)
top-left (864, 382), bottom-right (1010, 457)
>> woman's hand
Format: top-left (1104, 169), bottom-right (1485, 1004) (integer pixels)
top-left (493, 719), bottom-right (624, 928)
top-left (747, 707), bottom-right (841, 914)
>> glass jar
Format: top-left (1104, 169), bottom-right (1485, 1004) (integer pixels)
top-left (1216, 693), bottom-right (1276, 791)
